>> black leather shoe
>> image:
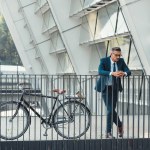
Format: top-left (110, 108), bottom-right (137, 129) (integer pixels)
top-left (106, 133), bottom-right (115, 139)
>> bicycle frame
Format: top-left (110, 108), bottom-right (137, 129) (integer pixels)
top-left (17, 89), bottom-right (68, 126)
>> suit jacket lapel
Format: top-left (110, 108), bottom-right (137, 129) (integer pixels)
top-left (107, 57), bottom-right (111, 71)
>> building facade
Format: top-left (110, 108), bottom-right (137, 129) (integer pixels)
top-left (0, 0), bottom-right (149, 75)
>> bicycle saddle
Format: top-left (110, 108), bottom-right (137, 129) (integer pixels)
top-left (52, 89), bottom-right (66, 94)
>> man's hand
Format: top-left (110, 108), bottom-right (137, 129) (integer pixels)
top-left (112, 71), bottom-right (125, 77)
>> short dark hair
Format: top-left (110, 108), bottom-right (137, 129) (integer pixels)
top-left (112, 47), bottom-right (121, 51)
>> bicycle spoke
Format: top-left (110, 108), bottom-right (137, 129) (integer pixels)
top-left (0, 101), bottom-right (30, 140)
top-left (53, 101), bottom-right (91, 139)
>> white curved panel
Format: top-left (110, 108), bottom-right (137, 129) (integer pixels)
top-left (120, 0), bottom-right (150, 74)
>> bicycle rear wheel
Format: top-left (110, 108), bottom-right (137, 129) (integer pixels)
top-left (53, 100), bottom-right (91, 139)
top-left (0, 101), bottom-right (30, 140)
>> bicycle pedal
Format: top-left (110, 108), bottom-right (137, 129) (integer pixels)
top-left (43, 129), bottom-right (48, 136)
top-left (43, 133), bottom-right (48, 136)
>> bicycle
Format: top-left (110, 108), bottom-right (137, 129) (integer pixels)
top-left (0, 83), bottom-right (91, 140)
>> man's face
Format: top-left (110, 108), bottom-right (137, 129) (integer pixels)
top-left (111, 50), bottom-right (122, 62)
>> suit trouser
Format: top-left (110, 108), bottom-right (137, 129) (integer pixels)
top-left (102, 86), bottom-right (122, 133)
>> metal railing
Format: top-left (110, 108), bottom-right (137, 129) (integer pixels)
top-left (0, 74), bottom-right (150, 150)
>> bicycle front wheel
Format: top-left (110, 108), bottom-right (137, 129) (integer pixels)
top-left (0, 101), bottom-right (30, 140)
top-left (53, 100), bottom-right (91, 139)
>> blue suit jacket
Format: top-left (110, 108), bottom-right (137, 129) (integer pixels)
top-left (95, 57), bottom-right (131, 92)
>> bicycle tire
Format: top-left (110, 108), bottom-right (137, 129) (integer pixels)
top-left (0, 101), bottom-right (30, 140)
top-left (53, 100), bottom-right (91, 139)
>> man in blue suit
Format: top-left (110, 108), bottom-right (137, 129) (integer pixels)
top-left (96, 47), bottom-right (131, 138)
